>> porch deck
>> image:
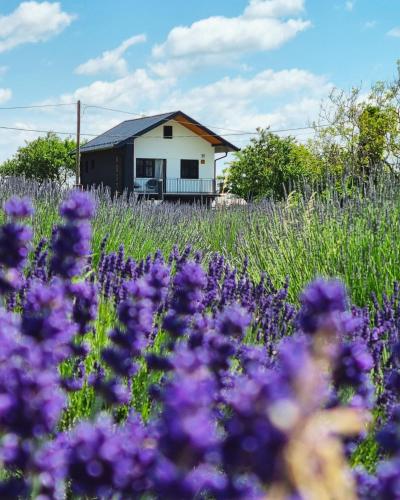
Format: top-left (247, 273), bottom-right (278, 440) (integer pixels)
top-left (133, 178), bottom-right (216, 195)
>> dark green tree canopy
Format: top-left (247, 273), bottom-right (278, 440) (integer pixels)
top-left (224, 62), bottom-right (400, 200)
top-left (223, 129), bottom-right (322, 200)
top-left (0, 133), bottom-right (76, 185)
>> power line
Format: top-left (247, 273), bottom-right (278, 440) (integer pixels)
top-left (83, 104), bottom-right (331, 136)
top-left (0, 124), bottom-right (253, 139)
top-left (83, 104), bottom-right (258, 135)
top-left (0, 100), bottom-right (330, 137)
top-left (0, 99), bottom-right (331, 142)
top-left (83, 103), bottom-right (333, 135)
top-left (0, 125), bottom-right (97, 137)
top-left (83, 104), bottom-right (143, 117)
top-left (0, 102), bottom-right (76, 111)
top-left (0, 122), bottom-right (325, 143)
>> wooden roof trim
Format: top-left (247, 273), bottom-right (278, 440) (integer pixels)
top-left (173, 114), bottom-right (223, 146)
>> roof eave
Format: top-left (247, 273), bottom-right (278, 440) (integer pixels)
top-left (214, 144), bottom-right (240, 153)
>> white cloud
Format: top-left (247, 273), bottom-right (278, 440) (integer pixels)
top-left (244, 0), bottom-right (305, 18)
top-left (388, 27), bottom-right (400, 38)
top-left (58, 69), bottom-right (174, 108)
top-left (0, 88), bottom-right (12, 103)
top-left (151, 0), bottom-right (310, 76)
top-left (161, 68), bottom-right (331, 132)
top-left (0, 1), bottom-right (75, 53)
top-left (0, 65), bottom-right (333, 166)
top-left (150, 54), bottom-right (244, 79)
top-left (345, 1), bottom-right (355, 11)
top-left (0, 66), bottom-right (8, 77)
top-left (168, 69), bottom-right (328, 104)
top-left (75, 34), bottom-right (147, 76)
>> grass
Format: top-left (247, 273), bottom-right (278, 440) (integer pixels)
top-left (1, 175), bottom-right (398, 472)
top-left (2, 176), bottom-right (399, 307)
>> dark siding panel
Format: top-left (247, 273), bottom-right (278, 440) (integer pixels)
top-left (80, 148), bottom-right (125, 194)
top-left (124, 143), bottom-right (134, 193)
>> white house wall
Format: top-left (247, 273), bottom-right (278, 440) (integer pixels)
top-left (133, 120), bottom-right (215, 189)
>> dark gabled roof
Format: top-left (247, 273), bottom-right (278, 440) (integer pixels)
top-left (80, 111), bottom-right (239, 153)
top-left (80, 111), bottom-right (176, 153)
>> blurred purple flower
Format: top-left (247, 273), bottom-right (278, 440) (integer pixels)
top-left (4, 196), bottom-right (34, 219)
top-left (60, 190), bottom-right (95, 221)
top-left (216, 304), bottom-right (251, 340)
top-left (69, 281), bottom-right (98, 335)
top-left (0, 223), bottom-right (32, 269)
top-left (298, 278), bottom-right (348, 335)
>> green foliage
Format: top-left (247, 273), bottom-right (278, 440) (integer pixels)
top-left (0, 133), bottom-right (76, 184)
top-left (224, 129), bottom-right (322, 200)
top-left (6, 174), bottom-right (396, 308)
top-left (224, 62), bottom-right (400, 200)
top-left (312, 65), bottom-right (400, 180)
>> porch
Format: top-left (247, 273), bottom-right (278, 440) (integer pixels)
top-left (133, 178), bottom-right (216, 195)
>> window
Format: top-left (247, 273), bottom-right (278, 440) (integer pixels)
top-left (136, 158), bottom-right (155, 178)
top-left (163, 125), bottom-right (173, 139)
top-left (85, 160), bottom-right (89, 174)
top-left (91, 160), bottom-right (95, 170)
top-left (181, 159), bottom-right (199, 179)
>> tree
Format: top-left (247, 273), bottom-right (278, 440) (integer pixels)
top-left (311, 65), bottom-right (400, 180)
top-left (0, 133), bottom-right (76, 185)
top-left (223, 129), bottom-right (322, 200)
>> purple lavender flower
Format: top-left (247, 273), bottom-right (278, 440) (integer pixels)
top-left (145, 261), bottom-right (170, 306)
top-left (216, 304), bottom-right (251, 340)
top-left (50, 221), bottom-right (92, 279)
top-left (353, 467), bottom-right (378, 500)
top-left (222, 370), bottom-right (288, 485)
top-left (66, 415), bottom-right (155, 497)
top-left (0, 479), bottom-right (27, 498)
top-left (0, 364), bottom-right (65, 438)
top-left (69, 281), bottom-right (98, 335)
top-left (0, 433), bottom-right (31, 471)
top-left (61, 359), bottom-right (86, 393)
top-left (154, 364), bottom-right (219, 499)
top-left (375, 458), bottom-right (400, 500)
top-left (89, 375), bottom-right (130, 406)
top-left (50, 191), bottom-right (94, 279)
top-left (33, 435), bottom-right (68, 499)
top-left (171, 261), bottom-right (207, 315)
top-left (333, 341), bottom-right (373, 389)
top-left (297, 278), bottom-right (348, 335)
top-left (21, 281), bottom-right (76, 364)
top-left (4, 196), bottom-right (34, 219)
top-left (0, 222), bottom-right (32, 269)
top-left (101, 347), bottom-right (139, 378)
top-left (60, 190), bottom-right (95, 221)
top-left (377, 406), bottom-right (400, 456)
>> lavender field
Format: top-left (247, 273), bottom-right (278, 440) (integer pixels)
top-left (0, 178), bottom-right (400, 498)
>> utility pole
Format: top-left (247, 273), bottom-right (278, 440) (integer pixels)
top-left (75, 100), bottom-right (81, 187)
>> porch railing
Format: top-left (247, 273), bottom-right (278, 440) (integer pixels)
top-left (134, 178), bottom-right (216, 194)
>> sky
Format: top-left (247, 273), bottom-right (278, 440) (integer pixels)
top-left (0, 0), bottom-right (400, 167)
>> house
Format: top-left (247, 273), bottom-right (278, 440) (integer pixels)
top-left (79, 111), bottom-right (239, 202)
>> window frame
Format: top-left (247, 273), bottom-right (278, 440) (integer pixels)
top-left (163, 125), bottom-right (173, 139)
top-left (180, 159), bottom-right (199, 179)
top-left (136, 158), bottom-right (155, 178)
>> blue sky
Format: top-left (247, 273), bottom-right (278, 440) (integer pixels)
top-left (0, 0), bottom-right (400, 163)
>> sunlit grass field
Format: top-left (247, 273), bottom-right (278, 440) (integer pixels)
top-left (2, 176), bottom-right (398, 308)
top-left (0, 176), bottom-right (398, 475)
